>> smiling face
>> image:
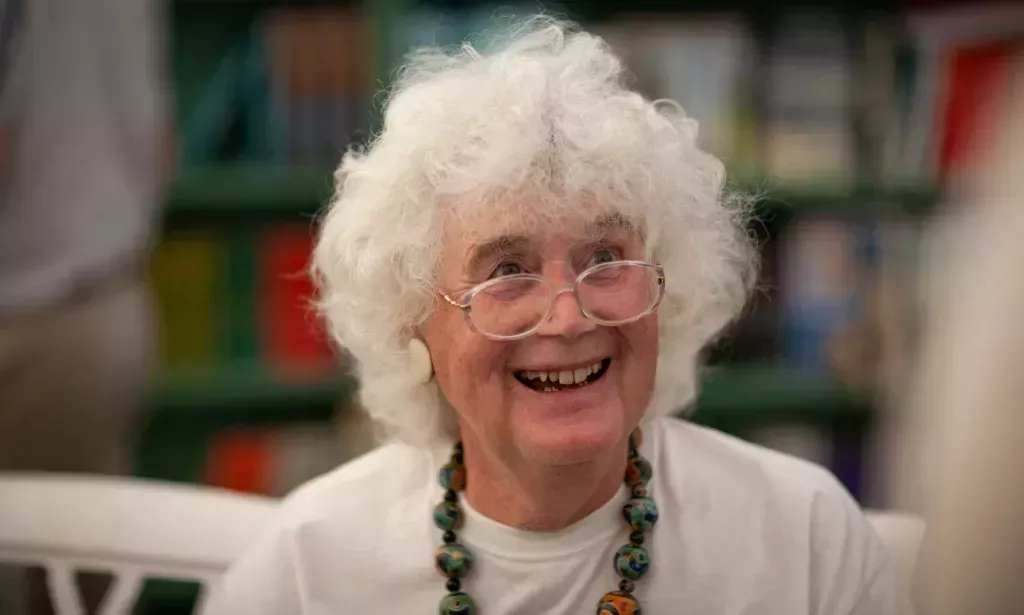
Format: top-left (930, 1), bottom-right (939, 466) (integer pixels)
top-left (420, 207), bottom-right (660, 467)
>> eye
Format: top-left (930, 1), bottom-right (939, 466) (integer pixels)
top-left (588, 248), bottom-right (618, 268)
top-left (492, 261), bottom-right (524, 278)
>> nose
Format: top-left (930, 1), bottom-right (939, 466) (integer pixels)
top-left (535, 286), bottom-right (598, 340)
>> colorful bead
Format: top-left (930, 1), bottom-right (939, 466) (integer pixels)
top-left (629, 428), bottom-right (643, 451)
top-left (439, 461), bottom-right (466, 492)
top-left (432, 439), bottom-right (657, 613)
top-left (622, 497), bottom-right (659, 532)
top-left (439, 591), bottom-right (476, 614)
top-left (624, 456), bottom-right (652, 486)
top-left (597, 590), bottom-right (641, 615)
top-left (435, 543), bottom-right (473, 579)
top-left (434, 501), bottom-right (463, 531)
top-left (614, 544), bottom-right (650, 581)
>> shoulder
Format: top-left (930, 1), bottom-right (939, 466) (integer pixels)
top-left (651, 416), bottom-right (871, 539)
top-left (214, 441), bottom-right (439, 612)
top-left (649, 417), bottom-right (901, 613)
top-left (277, 440), bottom-right (438, 532)
top-left (650, 416), bottom-right (848, 504)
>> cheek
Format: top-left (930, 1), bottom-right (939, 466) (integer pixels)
top-left (620, 317), bottom-right (659, 399)
top-left (625, 317), bottom-right (659, 367)
top-left (422, 310), bottom-right (509, 415)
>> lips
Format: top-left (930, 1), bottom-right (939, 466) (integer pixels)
top-left (513, 358), bottom-right (612, 392)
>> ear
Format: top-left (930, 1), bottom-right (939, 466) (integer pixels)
top-left (408, 338), bottom-right (434, 384)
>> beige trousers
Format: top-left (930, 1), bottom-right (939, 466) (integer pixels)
top-left (0, 275), bottom-right (155, 613)
top-left (0, 276), bottom-right (154, 472)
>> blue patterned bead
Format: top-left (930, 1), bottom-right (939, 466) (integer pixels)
top-left (434, 501), bottom-right (463, 531)
top-left (613, 544), bottom-right (650, 581)
top-left (597, 590), bottom-right (641, 615)
top-left (439, 461), bottom-right (466, 491)
top-left (622, 497), bottom-right (659, 532)
top-left (439, 591), bottom-right (476, 614)
top-left (435, 543), bottom-right (473, 579)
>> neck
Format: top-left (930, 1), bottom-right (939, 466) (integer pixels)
top-left (460, 434), bottom-right (630, 532)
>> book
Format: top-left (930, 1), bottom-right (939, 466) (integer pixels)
top-left (257, 225), bottom-right (334, 376)
top-left (150, 232), bottom-right (224, 369)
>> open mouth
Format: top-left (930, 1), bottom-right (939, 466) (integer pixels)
top-left (513, 358), bottom-right (612, 393)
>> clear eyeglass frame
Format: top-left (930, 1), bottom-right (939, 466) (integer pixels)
top-left (440, 260), bottom-right (666, 341)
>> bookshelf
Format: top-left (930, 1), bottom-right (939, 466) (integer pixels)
top-left (146, 0), bottom-right (954, 511)
top-left (164, 164), bottom-right (942, 222)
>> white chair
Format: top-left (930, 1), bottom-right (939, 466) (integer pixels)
top-left (865, 510), bottom-right (927, 593)
top-left (0, 472), bottom-right (279, 615)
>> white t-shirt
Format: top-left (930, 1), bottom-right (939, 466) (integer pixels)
top-left (212, 417), bottom-right (910, 614)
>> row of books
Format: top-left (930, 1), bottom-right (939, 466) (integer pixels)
top-left (176, 4), bottom-right (1021, 186)
top-left (182, 6), bottom-right (372, 166)
top-left (149, 225), bottom-right (334, 375)
top-left (898, 5), bottom-right (1024, 186)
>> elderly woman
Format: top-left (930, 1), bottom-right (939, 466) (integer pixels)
top-left (215, 18), bottom-right (907, 615)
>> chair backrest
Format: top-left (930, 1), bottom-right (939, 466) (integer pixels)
top-left (0, 473), bottom-right (278, 615)
top-left (865, 510), bottom-right (927, 593)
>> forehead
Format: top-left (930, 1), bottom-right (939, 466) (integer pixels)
top-left (441, 202), bottom-right (642, 250)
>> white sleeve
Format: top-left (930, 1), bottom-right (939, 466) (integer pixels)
top-left (205, 517), bottom-right (305, 615)
top-left (806, 469), bottom-right (914, 615)
top-left (847, 563), bottom-right (915, 615)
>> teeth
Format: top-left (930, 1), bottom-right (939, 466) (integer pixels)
top-left (516, 360), bottom-right (609, 391)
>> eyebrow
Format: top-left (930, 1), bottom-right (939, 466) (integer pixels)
top-left (466, 234), bottom-right (533, 270)
top-left (583, 212), bottom-right (642, 241)
top-left (463, 214), bottom-right (641, 272)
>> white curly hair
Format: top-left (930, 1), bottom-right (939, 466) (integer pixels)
top-left (313, 16), bottom-right (758, 447)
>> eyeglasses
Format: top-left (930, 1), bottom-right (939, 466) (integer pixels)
top-left (441, 260), bottom-right (666, 341)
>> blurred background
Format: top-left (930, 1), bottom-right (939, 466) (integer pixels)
top-left (3, 0), bottom-right (1022, 611)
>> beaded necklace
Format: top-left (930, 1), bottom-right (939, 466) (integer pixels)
top-left (432, 428), bottom-right (658, 614)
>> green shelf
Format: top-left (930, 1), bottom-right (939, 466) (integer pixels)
top-left (165, 165), bottom-right (335, 223)
top-left (691, 364), bottom-right (871, 430)
top-left (166, 165), bottom-right (941, 222)
top-left (747, 178), bottom-right (943, 218)
top-left (154, 363), bottom-right (356, 422)
top-left (150, 362), bottom-right (867, 426)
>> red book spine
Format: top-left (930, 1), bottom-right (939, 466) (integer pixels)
top-left (206, 430), bottom-right (272, 495)
top-left (937, 39), bottom-right (1015, 180)
top-left (258, 226), bottom-right (333, 375)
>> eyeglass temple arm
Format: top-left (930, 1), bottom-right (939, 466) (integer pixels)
top-left (441, 292), bottom-right (471, 311)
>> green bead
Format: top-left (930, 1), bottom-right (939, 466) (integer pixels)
top-left (613, 544), bottom-right (650, 580)
top-left (597, 590), bottom-right (641, 615)
top-left (439, 591), bottom-right (476, 614)
top-left (622, 497), bottom-right (659, 532)
top-left (624, 456), bottom-right (652, 486)
top-left (435, 543), bottom-right (473, 579)
top-left (434, 501), bottom-right (463, 531)
top-left (439, 461), bottom-right (466, 491)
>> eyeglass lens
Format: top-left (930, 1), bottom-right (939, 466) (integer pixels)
top-left (467, 263), bottom-right (661, 339)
